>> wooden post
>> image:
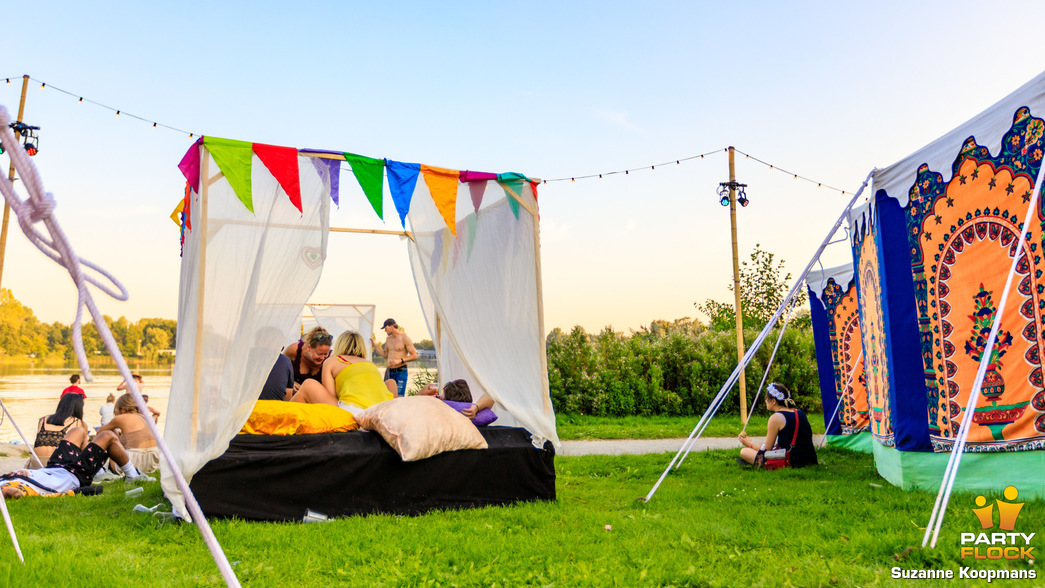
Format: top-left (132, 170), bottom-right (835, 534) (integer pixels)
top-left (530, 187), bottom-right (552, 415)
top-left (728, 147), bottom-right (748, 423)
top-left (0, 75), bottom-right (31, 290)
top-left (191, 146), bottom-right (210, 446)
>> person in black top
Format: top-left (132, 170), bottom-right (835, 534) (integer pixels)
top-left (281, 327), bottom-right (333, 392)
top-left (737, 382), bottom-right (818, 468)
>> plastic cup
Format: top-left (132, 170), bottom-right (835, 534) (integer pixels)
top-left (125, 487), bottom-right (144, 497)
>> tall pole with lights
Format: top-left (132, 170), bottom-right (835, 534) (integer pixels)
top-left (0, 75), bottom-right (32, 290)
top-left (718, 146), bottom-right (750, 422)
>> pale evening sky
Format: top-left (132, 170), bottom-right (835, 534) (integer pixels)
top-left (3, 1), bottom-right (1045, 342)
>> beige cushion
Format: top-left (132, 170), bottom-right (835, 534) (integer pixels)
top-left (357, 396), bottom-right (488, 461)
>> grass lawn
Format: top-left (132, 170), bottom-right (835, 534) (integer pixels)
top-left (0, 447), bottom-right (1038, 586)
top-left (556, 413), bottom-right (827, 440)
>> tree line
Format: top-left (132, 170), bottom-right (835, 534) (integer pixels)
top-left (547, 246), bottom-right (822, 417)
top-left (0, 289), bottom-right (176, 362)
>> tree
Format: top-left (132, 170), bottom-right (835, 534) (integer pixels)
top-left (415, 339), bottom-right (435, 351)
top-left (695, 244), bottom-right (807, 331)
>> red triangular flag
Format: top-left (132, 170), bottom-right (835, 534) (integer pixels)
top-left (253, 142), bottom-right (302, 212)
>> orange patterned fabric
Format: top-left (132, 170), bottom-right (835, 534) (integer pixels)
top-left (824, 280), bottom-right (870, 433)
top-left (911, 157), bottom-right (1045, 450)
top-left (855, 215), bottom-right (894, 446)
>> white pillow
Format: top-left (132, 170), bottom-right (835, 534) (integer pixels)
top-left (356, 396), bottom-right (488, 461)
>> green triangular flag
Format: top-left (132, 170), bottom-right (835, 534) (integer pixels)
top-left (344, 152), bottom-right (386, 219)
top-left (204, 137), bottom-right (254, 212)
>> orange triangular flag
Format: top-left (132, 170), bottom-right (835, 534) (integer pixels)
top-left (253, 143), bottom-right (302, 212)
top-left (420, 165), bottom-right (460, 235)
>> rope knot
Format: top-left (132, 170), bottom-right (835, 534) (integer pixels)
top-left (17, 192), bottom-right (56, 224)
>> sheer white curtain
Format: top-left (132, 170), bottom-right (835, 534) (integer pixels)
top-left (406, 178), bottom-right (558, 448)
top-left (305, 304), bottom-right (376, 357)
top-left (162, 148), bottom-right (329, 518)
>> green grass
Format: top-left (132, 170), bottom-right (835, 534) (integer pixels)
top-left (556, 413), bottom-right (827, 440)
top-left (0, 448), bottom-right (1039, 586)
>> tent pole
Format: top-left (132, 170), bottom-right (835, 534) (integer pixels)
top-left (191, 148), bottom-right (210, 446)
top-left (531, 190), bottom-right (552, 415)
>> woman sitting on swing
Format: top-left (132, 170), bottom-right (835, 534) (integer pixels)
top-left (737, 382), bottom-right (818, 468)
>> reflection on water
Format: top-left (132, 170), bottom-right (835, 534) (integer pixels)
top-left (0, 365), bottom-right (172, 444)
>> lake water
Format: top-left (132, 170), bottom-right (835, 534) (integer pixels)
top-left (0, 364), bottom-right (173, 445)
top-left (0, 364), bottom-right (432, 445)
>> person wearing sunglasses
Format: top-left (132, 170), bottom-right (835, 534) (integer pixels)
top-left (282, 327), bottom-right (333, 392)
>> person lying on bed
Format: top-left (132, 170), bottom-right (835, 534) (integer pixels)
top-left (291, 330), bottom-right (397, 415)
top-left (1, 426), bottom-right (144, 499)
top-left (420, 379), bottom-right (498, 425)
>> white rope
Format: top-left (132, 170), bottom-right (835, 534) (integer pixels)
top-left (0, 106), bottom-right (241, 587)
top-left (644, 168), bottom-right (875, 503)
top-left (739, 309), bottom-right (795, 435)
top-left (0, 490), bottom-right (23, 562)
top-left (922, 160), bottom-right (1045, 549)
top-left (0, 397), bottom-right (44, 467)
top-left (817, 349), bottom-right (863, 450)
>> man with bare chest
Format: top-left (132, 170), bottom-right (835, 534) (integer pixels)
top-left (372, 318), bottom-right (417, 397)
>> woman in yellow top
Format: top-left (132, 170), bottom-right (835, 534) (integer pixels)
top-left (291, 331), bottom-right (396, 414)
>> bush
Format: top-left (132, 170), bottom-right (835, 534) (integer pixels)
top-left (546, 322), bottom-right (821, 418)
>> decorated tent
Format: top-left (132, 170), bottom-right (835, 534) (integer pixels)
top-left (850, 72), bottom-right (1045, 497)
top-left (301, 303), bottom-right (377, 358)
top-left (163, 137), bottom-right (558, 518)
top-left (807, 263), bottom-right (871, 452)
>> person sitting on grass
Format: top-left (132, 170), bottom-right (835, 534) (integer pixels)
top-left (1, 426), bottom-right (144, 499)
top-left (96, 393), bottom-right (160, 475)
top-left (291, 331), bottom-right (396, 415)
top-left (737, 382), bottom-right (818, 468)
top-left (30, 393), bottom-right (88, 468)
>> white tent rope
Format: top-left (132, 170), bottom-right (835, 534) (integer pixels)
top-left (0, 106), bottom-right (241, 587)
top-left (739, 309), bottom-right (795, 435)
top-left (0, 490), bottom-right (23, 562)
top-left (921, 160), bottom-right (1045, 549)
top-left (0, 397), bottom-right (44, 467)
top-left (644, 168), bottom-right (874, 502)
top-left (817, 349), bottom-right (863, 450)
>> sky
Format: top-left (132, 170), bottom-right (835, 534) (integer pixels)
top-left (3, 1), bottom-right (1045, 342)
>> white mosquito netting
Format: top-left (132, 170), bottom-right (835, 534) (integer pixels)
top-left (162, 144), bottom-right (329, 518)
top-left (302, 303), bottom-right (376, 357)
top-left (407, 177), bottom-right (559, 449)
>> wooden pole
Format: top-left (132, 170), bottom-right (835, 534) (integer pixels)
top-left (728, 146), bottom-right (748, 423)
top-left (531, 188), bottom-right (552, 415)
top-left (0, 75), bottom-right (31, 290)
top-left (191, 147), bottom-right (210, 446)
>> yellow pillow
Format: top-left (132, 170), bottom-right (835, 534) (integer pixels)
top-left (356, 396), bottom-right (488, 461)
top-left (240, 400), bottom-right (358, 435)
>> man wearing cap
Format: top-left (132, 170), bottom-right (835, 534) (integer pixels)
top-left (372, 318), bottom-right (417, 397)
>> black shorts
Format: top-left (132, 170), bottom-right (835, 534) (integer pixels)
top-left (47, 439), bottom-right (107, 487)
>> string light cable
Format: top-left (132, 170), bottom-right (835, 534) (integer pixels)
top-left (3, 75), bottom-right (864, 200)
top-left (3, 75), bottom-right (198, 137)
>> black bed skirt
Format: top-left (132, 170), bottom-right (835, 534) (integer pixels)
top-left (189, 426), bottom-right (556, 521)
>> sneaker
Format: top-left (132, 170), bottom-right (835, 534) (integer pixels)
top-left (93, 470), bottom-right (122, 483)
top-left (126, 474), bottom-right (156, 484)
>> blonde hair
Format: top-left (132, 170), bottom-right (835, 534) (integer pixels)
top-left (114, 393), bottom-right (140, 415)
top-left (334, 331), bottom-right (367, 359)
top-left (106, 393), bottom-right (115, 403)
